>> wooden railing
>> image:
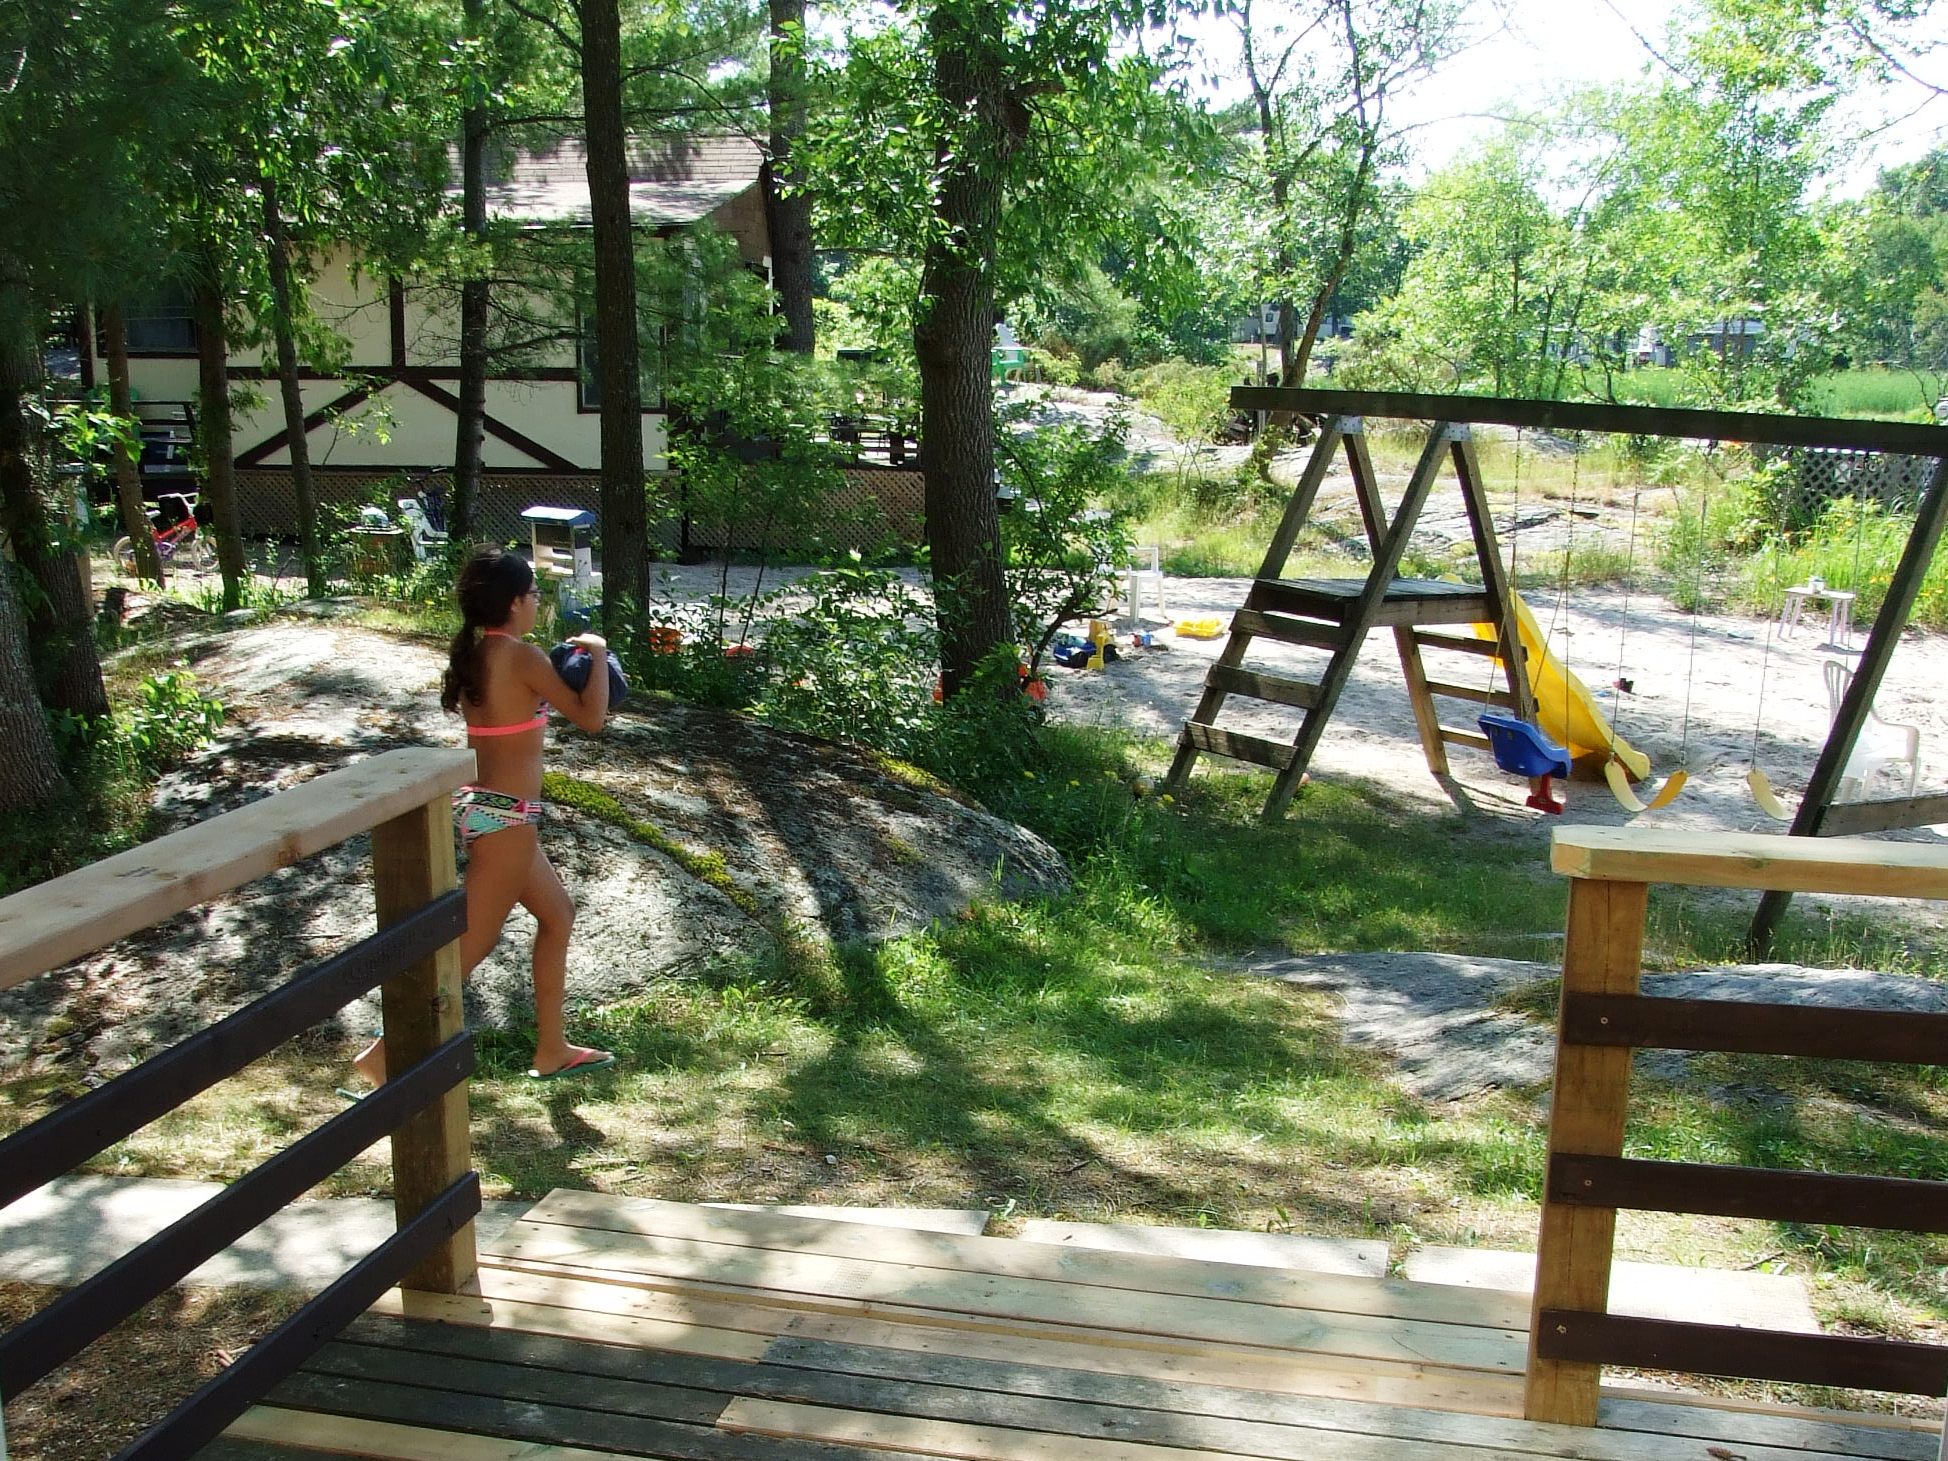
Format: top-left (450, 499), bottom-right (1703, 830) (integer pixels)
top-left (0, 748), bottom-right (479, 1459)
top-left (1527, 825), bottom-right (1948, 1425)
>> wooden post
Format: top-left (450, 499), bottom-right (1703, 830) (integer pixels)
top-left (1525, 874), bottom-right (1648, 1426)
top-left (371, 797), bottom-right (476, 1295)
top-left (1751, 454), bottom-right (1948, 955)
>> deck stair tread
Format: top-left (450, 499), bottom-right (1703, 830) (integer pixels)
top-left (1014, 1220), bottom-right (1386, 1277)
top-left (212, 1194), bottom-right (1939, 1461)
top-left (1401, 1244), bottom-right (1820, 1333)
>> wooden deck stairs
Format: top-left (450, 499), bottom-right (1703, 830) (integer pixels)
top-left (1164, 416), bottom-right (1536, 820)
top-left (207, 1193), bottom-right (1939, 1461)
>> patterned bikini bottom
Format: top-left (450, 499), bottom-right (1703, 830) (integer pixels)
top-left (453, 786), bottom-right (545, 846)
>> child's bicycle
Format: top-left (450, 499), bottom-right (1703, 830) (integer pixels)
top-left (114, 493), bottom-right (212, 574)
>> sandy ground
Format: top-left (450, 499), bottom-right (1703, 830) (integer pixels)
top-left (651, 560), bottom-right (1948, 841)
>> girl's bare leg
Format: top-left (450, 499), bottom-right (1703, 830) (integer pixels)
top-left (352, 825), bottom-right (536, 1086)
top-left (518, 844), bottom-right (610, 1076)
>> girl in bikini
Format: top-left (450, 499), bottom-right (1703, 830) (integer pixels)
top-left (354, 545), bottom-right (614, 1084)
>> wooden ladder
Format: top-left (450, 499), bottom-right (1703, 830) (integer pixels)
top-left (1163, 416), bottom-right (1536, 821)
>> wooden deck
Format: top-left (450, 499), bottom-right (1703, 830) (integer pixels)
top-left (202, 1194), bottom-right (1937, 1461)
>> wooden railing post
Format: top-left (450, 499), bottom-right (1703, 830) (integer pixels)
top-left (1525, 874), bottom-right (1647, 1425)
top-left (371, 795), bottom-right (476, 1295)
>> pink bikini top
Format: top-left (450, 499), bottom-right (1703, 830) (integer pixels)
top-left (467, 628), bottom-right (549, 738)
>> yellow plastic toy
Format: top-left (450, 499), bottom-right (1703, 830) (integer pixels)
top-left (1173, 617), bottom-right (1223, 639)
top-left (1087, 618), bottom-right (1110, 669)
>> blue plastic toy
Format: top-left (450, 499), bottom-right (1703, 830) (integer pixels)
top-left (1478, 712), bottom-right (1570, 814)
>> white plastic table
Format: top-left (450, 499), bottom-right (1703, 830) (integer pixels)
top-left (1779, 584), bottom-right (1856, 648)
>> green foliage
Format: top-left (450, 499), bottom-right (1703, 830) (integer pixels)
top-left (107, 669), bottom-right (226, 775)
top-left (996, 405), bottom-right (1134, 668)
top-left (1128, 362), bottom-right (1236, 445)
top-left (750, 559), bottom-right (941, 754)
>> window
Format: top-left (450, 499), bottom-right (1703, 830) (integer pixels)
top-left (118, 284), bottom-right (198, 356)
top-left (577, 308), bottom-right (664, 413)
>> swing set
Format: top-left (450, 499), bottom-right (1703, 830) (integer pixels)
top-left (1168, 390), bottom-right (1948, 900)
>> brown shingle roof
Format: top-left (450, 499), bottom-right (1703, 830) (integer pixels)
top-left (471, 135), bottom-right (762, 227)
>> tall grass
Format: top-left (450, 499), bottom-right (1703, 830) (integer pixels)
top-left (1800, 369), bottom-right (1945, 422)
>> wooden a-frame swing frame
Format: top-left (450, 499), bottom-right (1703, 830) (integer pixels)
top-left (1167, 390), bottom-right (1948, 949)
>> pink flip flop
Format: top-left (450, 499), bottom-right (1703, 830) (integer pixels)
top-left (528, 1049), bottom-right (616, 1080)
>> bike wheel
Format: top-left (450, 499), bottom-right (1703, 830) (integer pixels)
top-left (184, 534), bottom-right (215, 570)
top-left (113, 537), bottom-right (136, 576)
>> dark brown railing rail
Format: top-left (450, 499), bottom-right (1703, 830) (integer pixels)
top-left (1527, 825), bottom-right (1948, 1426)
top-left (0, 748), bottom-right (479, 1459)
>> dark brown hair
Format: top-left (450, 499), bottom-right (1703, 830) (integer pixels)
top-left (441, 545), bottom-right (536, 713)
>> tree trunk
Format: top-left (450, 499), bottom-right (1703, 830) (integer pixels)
top-left (0, 550), bottom-right (65, 811)
top-left (764, 0), bottom-right (815, 353)
top-left (102, 302), bottom-right (165, 586)
top-left (451, 0), bottom-right (490, 539)
top-left (0, 270), bottom-right (109, 717)
top-left (577, 0), bottom-right (649, 635)
top-left (192, 256), bottom-right (248, 610)
top-left (1292, 140), bottom-right (1377, 384)
top-left (262, 178), bottom-right (325, 596)
top-left (916, 5), bottom-right (1011, 697)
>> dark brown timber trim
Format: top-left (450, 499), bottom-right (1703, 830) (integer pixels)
top-left (1536, 1309), bottom-right (1948, 1394)
top-left (0, 892), bottom-right (464, 1211)
top-left (1549, 1153), bottom-right (1948, 1234)
top-left (1562, 992), bottom-right (1948, 1065)
top-left (234, 385), bottom-right (375, 469)
top-left (1231, 388), bottom-right (1948, 455)
top-left (114, 1172), bottom-right (482, 1460)
top-left (398, 375), bottom-right (581, 472)
top-left (0, 1033), bottom-right (475, 1401)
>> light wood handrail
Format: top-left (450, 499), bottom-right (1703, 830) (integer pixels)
top-left (0, 748), bottom-right (475, 993)
top-left (1551, 825), bottom-right (1948, 899)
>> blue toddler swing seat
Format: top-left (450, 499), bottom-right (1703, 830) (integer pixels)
top-left (1478, 712), bottom-right (1570, 815)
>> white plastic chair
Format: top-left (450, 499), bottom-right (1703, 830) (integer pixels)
top-left (1124, 544), bottom-right (1166, 623)
top-left (1823, 660), bottom-right (1920, 801)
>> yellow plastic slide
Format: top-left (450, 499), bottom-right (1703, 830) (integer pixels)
top-left (1474, 595), bottom-right (1650, 780)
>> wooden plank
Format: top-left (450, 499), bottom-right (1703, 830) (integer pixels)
top-left (775, 1310), bottom-right (1523, 1417)
top-left (1600, 1393), bottom-right (1941, 1459)
top-left (265, 1369), bottom-right (913, 1460)
top-left (1393, 627), bottom-right (1450, 777)
top-left (342, 1311), bottom-right (757, 1390)
top-left (227, 1408), bottom-right (652, 1461)
top-left (0, 748), bottom-right (475, 992)
top-left (372, 799), bottom-right (475, 1297)
top-left (1525, 877), bottom-right (1648, 1428)
top-left (482, 1225), bottom-right (1527, 1374)
top-left (1205, 664), bottom-right (1321, 711)
top-left (1411, 631), bottom-right (1506, 659)
top-left (1228, 386), bottom-right (1948, 455)
top-left (1184, 722), bottom-right (1298, 771)
top-left (1231, 607), bottom-right (1348, 651)
top-left (304, 1336), bottom-right (730, 1426)
top-left (1539, 1310), bottom-right (1948, 1395)
top-left (1550, 1154), bottom-right (1948, 1235)
top-left (1365, 594), bottom-right (1498, 629)
top-left (0, 892), bottom-right (464, 1213)
top-left (1563, 992), bottom-right (1948, 1065)
top-left (1554, 824), bottom-right (1948, 899)
top-left (1752, 453), bottom-right (1948, 952)
top-left (442, 1262), bottom-right (1523, 1418)
top-left (1422, 680), bottom-right (1517, 708)
top-left (757, 1335), bottom-right (1865, 1461)
top-left (1818, 791), bottom-right (1948, 837)
top-left (116, 1173), bottom-right (480, 1460)
top-left (0, 1033), bottom-right (472, 1401)
top-left (518, 1191), bottom-right (1532, 1331)
top-left (1438, 727), bottom-right (1494, 752)
top-left (368, 1275), bottom-right (776, 1361)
